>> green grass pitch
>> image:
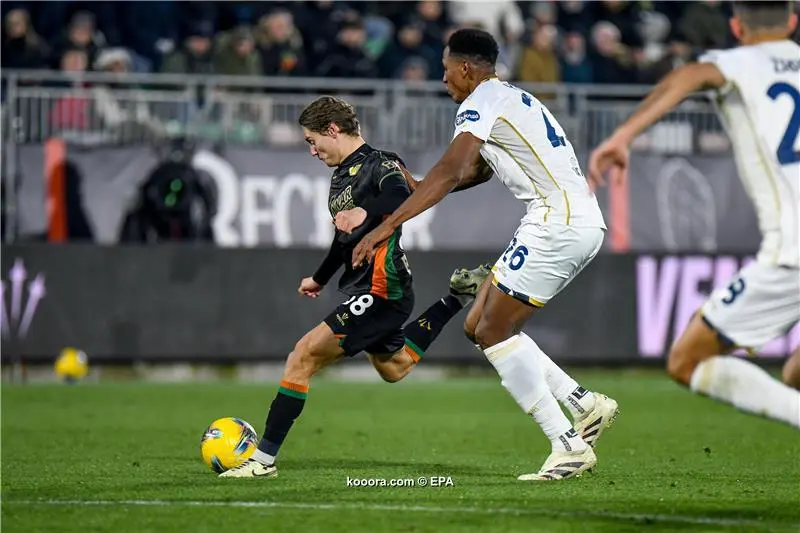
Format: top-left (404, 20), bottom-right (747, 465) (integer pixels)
top-left (2, 370), bottom-right (798, 533)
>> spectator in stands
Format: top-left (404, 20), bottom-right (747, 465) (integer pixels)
top-left (315, 20), bottom-right (378, 78)
top-left (517, 24), bottom-right (561, 84)
top-left (2, 8), bottom-right (49, 70)
top-left (379, 19), bottom-right (439, 78)
top-left (295, 1), bottom-right (360, 68)
top-left (638, 34), bottom-right (693, 85)
top-left (160, 22), bottom-right (214, 75)
top-left (255, 9), bottom-right (307, 77)
top-left (529, 1), bottom-right (558, 28)
top-left (679, 0), bottom-right (729, 56)
top-left (177, 2), bottom-right (219, 40)
top-left (399, 56), bottom-right (430, 82)
top-left (51, 11), bottom-right (105, 70)
top-left (50, 49), bottom-right (91, 131)
top-left (448, 0), bottom-right (524, 45)
top-left (560, 31), bottom-right (593, 84)
top-left (593, 0), bottom-right (642, 49)
top-left (92, 48), bottom-right (164, 137)
top-left (415, 0), bottom-right (450, 48)
top-left (213, 26), bottom-right (262, 77)
top-left (10, 0), bottom-right (792, 86)
top-left (590, 21), bottom-right (634, 84)
top-left (448, 0), bottom-right (524, 78)
top-left (557, 0), bottom-right (593, 34)
top-left (409, 0), bottom-right (450, 79)
top-left (633, 11), bottom-right (674, 84)
top-left (59, 47), bottom-right (89, 75)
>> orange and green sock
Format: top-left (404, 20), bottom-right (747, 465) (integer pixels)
top-left (256, 380), bottom-right (308, 462)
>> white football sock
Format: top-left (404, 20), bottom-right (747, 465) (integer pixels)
top-left (484, 335), bottom-right (587, 452)
top-left (519, 332), bottom-right (596, 419)
top-left (690, 356), bottom-right (800, 428)
top-left (251, 449), bottom-right (275, 465)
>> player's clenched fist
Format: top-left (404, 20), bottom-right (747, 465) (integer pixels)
top-left (334, 207), bottom-right (367, 234)
top-left (298, 277), bottom-right (323, 298)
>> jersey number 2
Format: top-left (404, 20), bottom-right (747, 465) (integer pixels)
top-left (767, 82), bottom-right (800, 165)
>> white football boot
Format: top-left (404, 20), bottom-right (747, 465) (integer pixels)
top-left (573, 394), bottom-right (619, 449)
top-left (517, 446), bottom-right (597, 481)
top-left (218, 459), bottom-right (278, 478)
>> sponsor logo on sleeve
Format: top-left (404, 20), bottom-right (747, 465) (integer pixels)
top-left (455, 109), bottom-right (480, 127)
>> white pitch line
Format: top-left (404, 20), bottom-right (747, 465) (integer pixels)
top-left (4, 499), bottom-right (793, 530)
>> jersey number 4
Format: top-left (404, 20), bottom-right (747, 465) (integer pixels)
top-left (518, 91), bottom-right (566, 148)
top-left (767, 82), bottom-right (800, 165)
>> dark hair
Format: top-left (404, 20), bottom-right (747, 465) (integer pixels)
top-left (734, 1), bottom-right (792, 29)
top-left (447, 28), bottom-right (499, 67)
top-left (298, 96), bottom-right (360, 136)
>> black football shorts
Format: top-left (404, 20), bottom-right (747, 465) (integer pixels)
top-left (324, 292), bottom-right (415, 356)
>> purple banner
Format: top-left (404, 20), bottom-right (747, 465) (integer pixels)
top-left (637, 255), bottom-right (799, 358)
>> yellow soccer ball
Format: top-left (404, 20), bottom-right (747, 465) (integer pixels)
top-left (54, 348), bottom-right (89, 382)
top-left (200, 417), bottom-right (258, 473)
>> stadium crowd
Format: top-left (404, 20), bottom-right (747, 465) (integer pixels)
top-left (5, 1), bottom-right (799, 85)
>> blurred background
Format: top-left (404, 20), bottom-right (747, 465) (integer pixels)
top-left (1, 0), bottom-right (798, 380)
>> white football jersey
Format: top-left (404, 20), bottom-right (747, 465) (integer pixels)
top-left (700, 40), bottom-right (800, 267)
top-left (452, 78), bottom-right (606, 229)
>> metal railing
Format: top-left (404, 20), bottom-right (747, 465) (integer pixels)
top-left (0, 71), bottom-right (730, 244)
top-left (1, 70), bottom-right (726, 154)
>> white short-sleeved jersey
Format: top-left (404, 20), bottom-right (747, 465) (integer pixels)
top-left (700, 41), bottom-right (800, 267)
top-left (452, 78), bottom-right (606, 229)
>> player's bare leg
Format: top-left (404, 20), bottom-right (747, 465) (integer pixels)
top-left (460, 268), bottom-right (493, 344)
top-left (782, 348), bottom-right (800, 390)
top-left (668, 313), bottom-right (800, 428)
top-left (368, 349), bottom-right (417, 383)
top-left (470, 286), bottom-right (596, 481)
top-left (220, 323), bottom-right (344, 478)
top-left (459, 265), bottom-right (618, 448)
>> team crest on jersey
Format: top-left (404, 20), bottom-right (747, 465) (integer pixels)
top-left (455, 109), bottom-right (480, 127)
top-left (349, 164), bottom-right (362, 176)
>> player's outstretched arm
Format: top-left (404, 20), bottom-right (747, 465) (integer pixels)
top-left (350, 133), bottom-right (484, 266)
top-left (588, 62), bottom-right (727, 189)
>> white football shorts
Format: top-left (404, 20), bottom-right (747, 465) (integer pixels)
top-left (701, 261), bottom-right (800, 350)
top-left (491, 223), bottom-right (605, 307)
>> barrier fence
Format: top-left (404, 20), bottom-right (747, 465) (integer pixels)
top-left (2, 70), bottom-right (725, 152)
top-left (2, 245), bottom-right (796, 365)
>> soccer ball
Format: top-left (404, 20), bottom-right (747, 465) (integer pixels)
top-left (54, 348), bottom-right (89, 382)
top-left (200, 417), bottom-right (258, 473)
